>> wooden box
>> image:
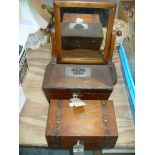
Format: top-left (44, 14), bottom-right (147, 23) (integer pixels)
top-left (42, 63), bottom-right (113, 103)
top-left (61, 13), bottom-right (103, 51)
top-left (46, 100), bottom-right (118, 149)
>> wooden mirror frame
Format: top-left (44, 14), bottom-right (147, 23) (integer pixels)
top-left (52, 0), bottom-right (117, 64)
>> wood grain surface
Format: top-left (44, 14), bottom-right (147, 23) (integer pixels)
top-left (19, 43), bottom-right (135, 149)
top-left (46, 100), bottom-right (118, 149)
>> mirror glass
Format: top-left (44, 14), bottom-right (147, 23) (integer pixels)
top-left (60, 7), bottom-right (109, 63)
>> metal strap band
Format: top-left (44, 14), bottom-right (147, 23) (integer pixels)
top-left (55, 100), bottom-right (62, 146)
top-left (101, 101), bottom-right (110, 137)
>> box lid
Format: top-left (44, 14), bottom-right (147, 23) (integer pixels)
top-left (46, 100), bottom-right (118, 148)
top-left (43, 63), bottom-right (113, 90)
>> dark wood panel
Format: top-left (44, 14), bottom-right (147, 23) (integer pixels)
top-left (61, 36), bottom-right (103, 51)
top-left (43, 90), bottom-right (111, 103)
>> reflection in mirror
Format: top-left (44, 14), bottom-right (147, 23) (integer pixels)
top-left (60, 7), bottom-right (109, 63)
